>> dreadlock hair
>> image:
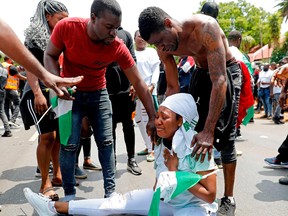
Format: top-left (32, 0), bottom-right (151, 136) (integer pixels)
top-left (91, 0), bottom-right (121, 18)
top-left (24, 0), bottom-right (68, 51)
top-left (138, 7), bottom-right (170, 42)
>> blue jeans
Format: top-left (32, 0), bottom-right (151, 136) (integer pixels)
top-left (4, 89), bottom-right (20, 123)
top-left (272, 93), bottom-right (281, 119)
top-left (0, 91), bottom-right (10, 132)
top-left (60, 89), bottom-right (115, 197)
top-left (259, 87), bottom-right (272, 116)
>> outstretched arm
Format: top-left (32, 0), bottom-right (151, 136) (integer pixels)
top-left (0, 19), bottom-right (83, 96)
top-left (123, 65), bottom-right (157, 141)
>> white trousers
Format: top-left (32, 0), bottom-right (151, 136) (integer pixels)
top-left (68, 188), bottom-right (215, 216)
top-left (135, 100), bottom-right (153, 152)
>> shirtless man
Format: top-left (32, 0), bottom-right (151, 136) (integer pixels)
top-left (138, 7), bottom-right (242, 216)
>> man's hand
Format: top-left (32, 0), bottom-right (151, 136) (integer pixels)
top-left (146, 118), bottom-right (157, 144)
top-left (129, 86), bottom-right (137, 101)
top-left (191, 131), bottom-right (214, 162)
top-left (42, 73), bottom-right (83, 97)
top-left (34, 94), bottom-right (48, 115)
top-left (57, 87), bottom-right (76, 100)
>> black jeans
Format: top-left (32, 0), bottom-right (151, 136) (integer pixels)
top-left (277, 134), bottom-right (288, 162)
top-left (109, 92), bottom-right (136, 159)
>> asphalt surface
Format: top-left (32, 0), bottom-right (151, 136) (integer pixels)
top-left (0, 112), bottom-right (288, 216)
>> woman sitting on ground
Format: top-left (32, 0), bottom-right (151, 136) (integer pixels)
top-left (24, 93), bottom-right (217, 216)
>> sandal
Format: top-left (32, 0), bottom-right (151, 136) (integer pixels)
top-left (41, 187), bottom-right (59, 201)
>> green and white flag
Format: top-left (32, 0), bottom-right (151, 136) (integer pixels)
top-left (242, 105), bottom-right (254, 126)
top-left (148, 170), bottom-right (218, 216)
top-left (49, 87), bottom-right (75, 146)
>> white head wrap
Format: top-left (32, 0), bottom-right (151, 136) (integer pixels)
top-left (160, 93), bottom-right (199, 158)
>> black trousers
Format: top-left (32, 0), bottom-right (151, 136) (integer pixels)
top-left (277, 134), bottom-right (288, 162)
top-left (109, 92), bottom-right (136, 159)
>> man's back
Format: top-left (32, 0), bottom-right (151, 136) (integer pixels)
top-left (163, 14), bottom-right (233, 68)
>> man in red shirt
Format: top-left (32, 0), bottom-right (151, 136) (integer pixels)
top-left (44, 0), bottom-right (156, 201)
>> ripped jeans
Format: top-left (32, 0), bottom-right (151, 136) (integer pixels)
top-left (60, 89), bottom-right (115, 197)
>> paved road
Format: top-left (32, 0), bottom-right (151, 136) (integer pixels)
top-left (0, 115), bottom-right (288, 215)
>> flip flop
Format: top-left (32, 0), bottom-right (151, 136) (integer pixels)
top-left (41, 187), bottom-right (59, 201)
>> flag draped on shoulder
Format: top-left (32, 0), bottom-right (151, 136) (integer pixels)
top-left (49, 87), bottom-right (75, 146)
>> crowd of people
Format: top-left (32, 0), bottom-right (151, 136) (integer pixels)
top-left (1, 0), bottom-right (288, 216)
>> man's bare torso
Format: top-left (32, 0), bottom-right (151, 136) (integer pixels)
top-left (169, 14), bottom-right (233, 69)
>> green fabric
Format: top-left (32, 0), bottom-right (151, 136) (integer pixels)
top-left (242, 105), bottom-right (254, 126)
top-left (148, 171), bottom-right (203, 216)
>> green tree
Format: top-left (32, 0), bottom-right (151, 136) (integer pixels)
top-left (197, 1), bottom-right (283, 60)
top-left (276, 0), bottom-right (288, 21)
top-left (268, 12), bottom-right (282, 47)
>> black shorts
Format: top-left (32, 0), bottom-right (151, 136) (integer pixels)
top-left (189, 60), bottom-right (242, 163)
top-left (20, 90), bottom-right (57, 134)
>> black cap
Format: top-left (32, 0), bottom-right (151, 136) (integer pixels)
top-left (201, 2), bottom-right (219, 19)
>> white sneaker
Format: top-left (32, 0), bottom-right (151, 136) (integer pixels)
top-left (23, 187), bottom-right (56, 216)
top-left (236, 150), bottom-right (243, 157)
top-left (8, 121), bottom-right (20, 129)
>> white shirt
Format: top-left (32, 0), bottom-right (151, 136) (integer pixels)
top-left (135, 47), bottom-right (160, 95)
top-left (258, 69), bottom-right (274, 88)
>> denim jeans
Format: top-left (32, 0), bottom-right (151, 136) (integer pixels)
top-left (259, 87), bottom-right (272, 116)
top-left (272, 93), bottom-right (281, 119)
top-left (0, 91), bottom-right (10, 132)
top-left (4, 89), bottom-right (20, 123)
top-left (60, 89), bottom-right (115, 197)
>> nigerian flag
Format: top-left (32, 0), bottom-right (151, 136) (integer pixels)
top-left (242, 105), bottom-right (254, 126)
top-left (49, 87), bottom-right (75, 146)
top-left (148, 170), bottom-right (218, 216)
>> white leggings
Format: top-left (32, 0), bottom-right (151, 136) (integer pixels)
top-left (135, 100), bottom-right (153, 152)
top-left (68, 189), bottom-right (215, 216)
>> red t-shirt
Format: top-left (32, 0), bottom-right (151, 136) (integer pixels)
top-left (50, 17), bottom-right (135, 91)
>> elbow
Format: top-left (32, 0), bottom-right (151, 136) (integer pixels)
top-left (206, 191), bottom-right (217, 204)
top-left (166, 84), bottom-right (180, 96)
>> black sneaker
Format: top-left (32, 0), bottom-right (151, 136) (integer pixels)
top-left (217, 196), bottom-right (236, 216)
top-left (2, 131), bottom-right (12, 137)
top-left (35, 165), bottom-right (53, 177)
top-left (127, 158), bottom-right (142, 175)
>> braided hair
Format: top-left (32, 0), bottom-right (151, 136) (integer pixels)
top-left (24, 0), bottom-right (68, 51)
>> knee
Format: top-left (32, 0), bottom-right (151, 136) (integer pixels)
top-left (98, 139), bottom-right (113, 149)
top-left (62, 143), bottom-right (79, 152)
top-left (39, 133), bottom-right (56, 146)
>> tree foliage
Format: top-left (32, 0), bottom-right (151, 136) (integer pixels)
top-left (198, 0), bottom-right (286, 61)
